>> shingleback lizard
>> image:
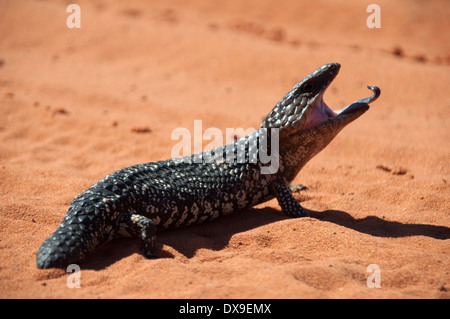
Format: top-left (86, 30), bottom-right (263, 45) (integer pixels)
top-left (37, 63), bottom-right (380, 269)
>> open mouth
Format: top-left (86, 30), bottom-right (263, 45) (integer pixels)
top-left (305, 85), bottom-right (380, 129)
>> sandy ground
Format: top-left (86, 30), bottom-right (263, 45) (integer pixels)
top-left (0, 0), bottom-right (449, 299)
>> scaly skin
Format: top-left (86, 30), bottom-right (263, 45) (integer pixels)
top-left (37, 63), bottom-right (380, 269)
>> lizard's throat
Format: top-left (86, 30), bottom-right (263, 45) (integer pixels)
top-left (304, 94), bottom-right (337, 129)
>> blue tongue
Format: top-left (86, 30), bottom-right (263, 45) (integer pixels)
top-left (341, 86), bottom-right (380, 114)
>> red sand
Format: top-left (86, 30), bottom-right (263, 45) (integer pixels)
top-left (0, 0), bottom-right (449, 298)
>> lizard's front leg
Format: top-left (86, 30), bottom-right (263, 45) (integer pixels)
top-left (273, 178), bottom-right (309, 218)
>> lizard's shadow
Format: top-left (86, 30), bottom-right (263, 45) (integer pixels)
top-left (310, 209), bottom-right (450, 240)
top-left (83, 207), bottom-right (285, 269)
top-left (83, 207), bottom-right (449, 269)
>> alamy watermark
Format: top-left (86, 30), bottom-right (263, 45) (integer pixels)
top-left (66, 4), bottom-right (381, 30)
top-left (65, 263), bottom-right (381, 289)
top-left (366, 4), bottom-right (381, 29)
top-left (61, 3), bottom-right (383, 291)
top-left (366, 264), bottom-right (381, 288)
top-left (66, 264), bottom-right (81, 288)
top-left (170, 120), bottom-right (280, 175)
top-left (66, 4), bottom-right (81, 29)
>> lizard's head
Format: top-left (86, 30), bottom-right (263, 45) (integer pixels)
top-left (261, 63), bottom-right (380, 137)
top-left (260, 63), bottom-right (380, 181)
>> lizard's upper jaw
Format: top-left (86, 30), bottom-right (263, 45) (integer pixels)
top-left (304, 85), bottom-right (380, 130)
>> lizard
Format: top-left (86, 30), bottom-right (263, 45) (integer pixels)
top-left (36, 63), bottom-right (380, 269)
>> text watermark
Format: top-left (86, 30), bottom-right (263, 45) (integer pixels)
top-left (366, 264), bottom-right (381, 288)
top-left (170, 120), bottom-right (279, 174)
top-left (66, 264), bottom-right (81, 288)
top-left (66, 4), bottom-right (81, 29)
top-left (366, 4), bottom-right (381, 28)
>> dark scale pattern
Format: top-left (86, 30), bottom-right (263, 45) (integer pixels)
top-left (36, 63), bottom-right (380, 268)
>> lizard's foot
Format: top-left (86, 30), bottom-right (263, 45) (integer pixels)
top-left (118, 213), bottom-right (157, 258)
top-left (289, 184), bottom-right (308, 193)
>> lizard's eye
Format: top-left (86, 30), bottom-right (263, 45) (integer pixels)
top-left (303, 83), bottom-right (313, 92)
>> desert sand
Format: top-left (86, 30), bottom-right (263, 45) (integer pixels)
top-left (0, 0), bottom-right (449, 299)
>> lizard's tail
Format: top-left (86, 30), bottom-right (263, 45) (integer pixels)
top-left (36, 223), bottom-right (96, 269)
top-left (36, 190), bottom-right (116, 269)
top-left (37, 171), bottom-right (139, 269)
